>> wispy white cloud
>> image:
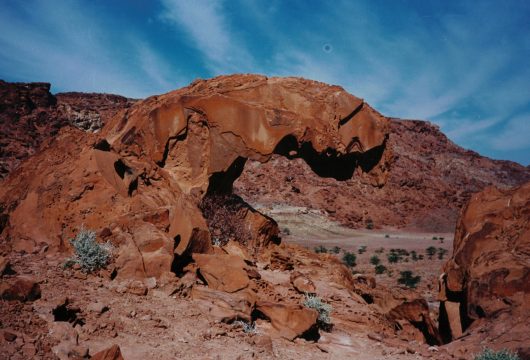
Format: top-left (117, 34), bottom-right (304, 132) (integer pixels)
top-left (0, 0), bottom-right (180, 97)
top-left (490, 114), bottom-right (530, 151)
top-left (160, 0), bottom-right (255, 74)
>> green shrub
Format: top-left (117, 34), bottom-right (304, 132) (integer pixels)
top-left (303, 294), bottom-right (332, 330)
top-left (234, 320), bottom-right (258, 334)
top-left (366, 220), bottom-right (374, 230)
top-left (426, 246), bottom-right (437, 259)
top-left (375, 247), bottom-right (385, 254)
top-left (397, 270), bottom-right (421, 288)
top-left (332, 246), bottom-right (341, 254)
top-left (387, 252), bottom-right (399, 263)
top-left (374, 264), bottom-right (387, 275)
top-left (385, 234), bottom-right (390, 238)
top-left (342, 252), bottom-right (357, 267)
top-left (437, 247), bottom-right (448, 260)
top-left (474, 348), bottom-right (520, 360)
top-left (411, 250), bottom-right (418, 261)
top-left (358, 245), bottom-right (367, 254)
top-left (314, 245), bottom-right (328, 254)
top-left (68, 227), bottom-right (112, 273)
top-left (369, 255), bottom-right (380, 266)
top-left (432, 236), bottom-right (438, 240)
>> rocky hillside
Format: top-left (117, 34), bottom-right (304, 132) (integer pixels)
top-left (0, 80), bottom-right (134, 180)
top-left (235, 118), bottom-right (529, 232)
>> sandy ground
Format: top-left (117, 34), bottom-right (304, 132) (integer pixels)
top-left (258, 204), bottom-right (453, 305)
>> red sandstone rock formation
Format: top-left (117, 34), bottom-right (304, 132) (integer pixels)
top-left (0, 75), bottom-right (389, 280)
top-left (438, 181), bottom-right (530, 358)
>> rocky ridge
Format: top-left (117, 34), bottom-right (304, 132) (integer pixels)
top-left (235, 119), bottom-right (529, 232)
top-left (0, 80), bottom-right (135, 180)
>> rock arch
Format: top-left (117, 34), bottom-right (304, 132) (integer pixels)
top-left (0, 75), bottom-right (390, 279)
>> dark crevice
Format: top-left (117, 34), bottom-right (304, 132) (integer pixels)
top-left (120, 126), bottom-right (136, 145)
top-left (357, 137), bottom-right (387, 174)
top-left (273, 134), bottom-right (387, 181)
top-left (114, 159), bottom-right (132, 179)
top-left (206, 157), bottom-right (247, 194)
top-left (438, 279), bottom-right (474, 343)
top-left (52, 301), bottom-right (85, 327)
top-left (128, 177), bottom-right (138, 196)
top-left (156, 131), bottom-right (188, 168)
top-left (361, 293), bottom-right (374, 304)
top-left (338, 102), bottom-right (363, 127)
top-left (170, 235), bottom-right (193, 276)
top-left (410, 318), bottom-right (438, 346)
top-left (93, 139), bottom-right (111, 151)
top-left (301, 324), bottom-right (321, 342)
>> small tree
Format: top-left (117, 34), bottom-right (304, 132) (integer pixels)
top-left (370, 255), bottom-right (380, 266)
top-left (426, 246), bottom-right (437, 259)
top-left (342, 252), bottom-right (357, 267)
top-left (398, 270), bottom-right (421, 288)
top-left (332, 246), bottom-right (341, 254)
top-left (358, 245), bottom-right (367, 255)
top-left (374, 264), bottom-right (387, 275)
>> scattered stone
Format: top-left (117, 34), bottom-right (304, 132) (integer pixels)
top-left (3, 330), bottom-right (17, 342)
top-left (127, 280), bottom-right (147, 296)
top-left (193, 254), bottom-right (250, 293)
top-left (290, 271), bottom-right (316, 294)
top-left (91, 344), bottom-right (124, 360)
top-left (367, 332), bottom-right (383, 342)
top-left (87, 302), bottom-right (109, 314)
top-left (255, 301), bottom-right (318, 341)
top-left (251, 334), bottom-right (273, 354)
top-left (144, 277), bottom-right (157, 289)
top-left (0, 276), bottom-right (41, 301)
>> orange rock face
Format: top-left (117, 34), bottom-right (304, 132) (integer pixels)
top-left (438, 181), bottom-right (530, 355)
top-left (0, 75), bottom-right (389, 280)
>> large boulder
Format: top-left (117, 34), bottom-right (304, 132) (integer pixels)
top-left (0, 276), bottom-right (41, 302)
top-left (192, 253), bottom-right (250, 293)
top-left (255, 301), bottom-right (318, 340)
top-left (438, 181), bottom-right (530, 355)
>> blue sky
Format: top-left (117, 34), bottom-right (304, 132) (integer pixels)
top-left (1, 0), bottom-right (529, 165)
